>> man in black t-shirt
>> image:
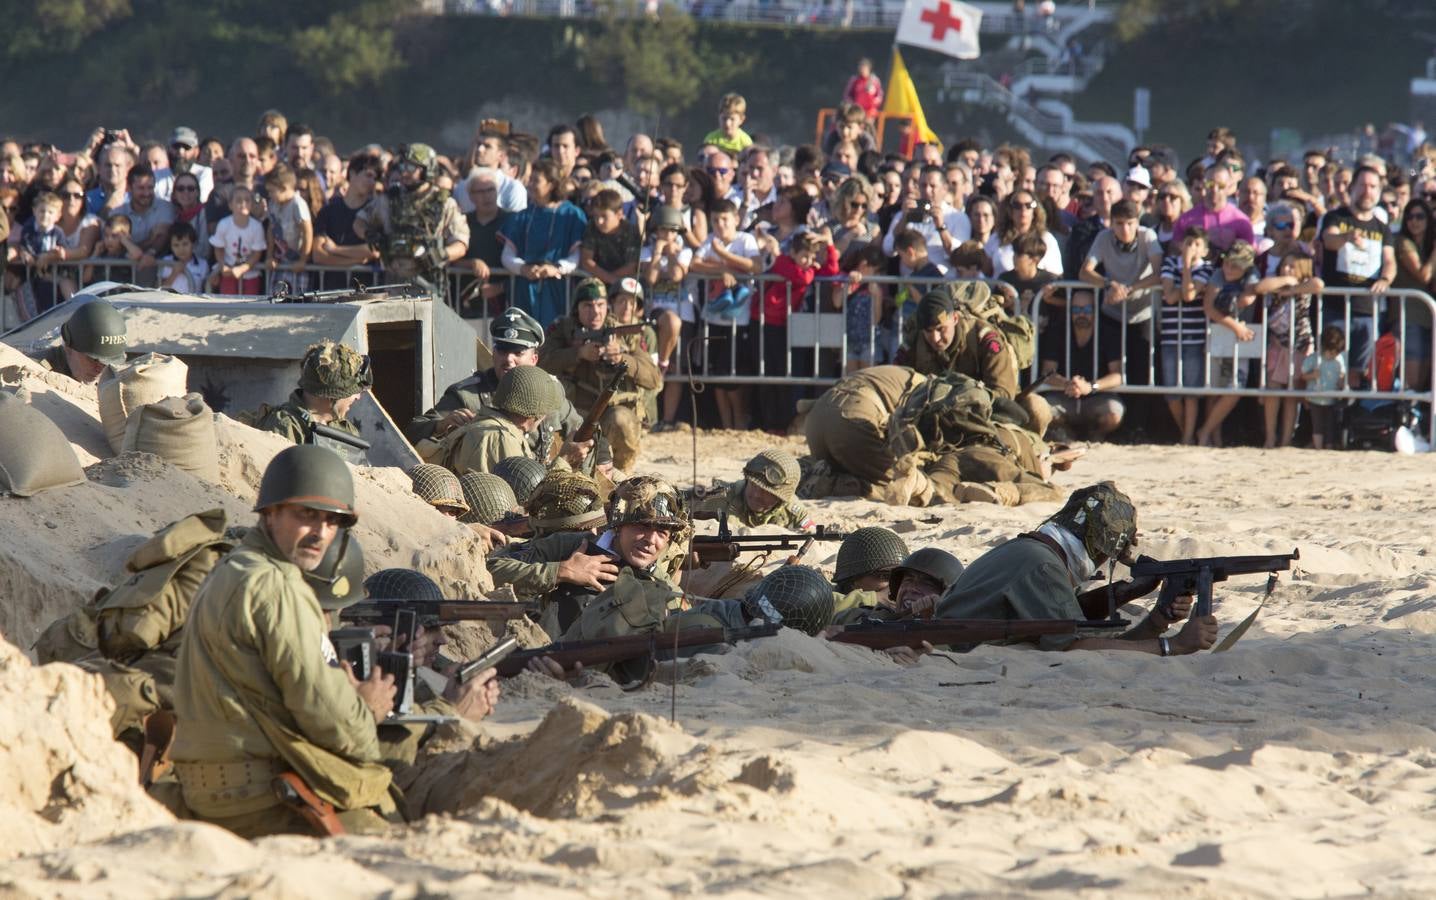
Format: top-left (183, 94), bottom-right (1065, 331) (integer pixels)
top-left (1318, 165), bottom-right (1396, 386)
top-left (1038, 289), bottom-right (1125, 440)
top-left (312, 152), bottom-right (381, 290)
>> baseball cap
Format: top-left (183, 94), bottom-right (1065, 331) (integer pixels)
top-left (1125, 166), bottom-right (1152, 189)
top-left (169, 127), bottom-right (199, 149)
top-left (613, 277), bottom-right (644, 302)
top-left (820, 161), bottom-right (853, 181)
top-left (489, 307), bottom-right (544, 351)
top-left (1146, 146), bottom-right (1179, 173)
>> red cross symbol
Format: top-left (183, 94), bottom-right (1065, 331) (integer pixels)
top-left (920, 0), bottom-right (965, 42)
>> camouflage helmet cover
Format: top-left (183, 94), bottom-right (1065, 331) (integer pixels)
top-left (606, 475), bottom-right (690, 539)
top-left (458, 472), bottom-right (518, 526)
top-left (408, 463), bottom-right (469, 513)
top-left (743, 448), bottom-right (801, 502)
top-left (493, 456), bottom-right (547, 505)
top-left (525, 470), bottom-right (607, 532)
top-left (299, 340), bottom-right (372, 399)
top-left (834, 526), bottom-right (910, 585)
top-left (1045, 481), bottom-right (1138, 563)
top-left (745, 564), bottom-right (835, 636)
top-left (363, 568), bottom-right (444, 604)
top-left (403, 142), bottom-right (437, 173)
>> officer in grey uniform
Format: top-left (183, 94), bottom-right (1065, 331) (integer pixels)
top-left (37, 299), bottom-right (128, 383)
top-left (406, 306), bottom-right (607, 471)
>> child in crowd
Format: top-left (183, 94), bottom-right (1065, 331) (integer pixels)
top-left (84, 213), bottom-right (141, 287)
top-left (208, 186), bottom-right (266, 294)
top-left (702, 93), bottom-right (753, 157)
top-left (997, 232), bottom-right (1056, 316)
top-left (1260, 250), bottom-right (1321, 447)
top-left (641, 207), bottom-right (695, 430)
top-left (838, 242), bottom-right (890, 374)
top-left (13, 191), bottom-right (65, 317)
top-left (1302, 325), bottom-right (1347, 449)
top-left (753, 229), bottom-right (838, 431)
top-left (1159, 226), bottom-right (1213, 444)
top-left (159, 222), bottom-right (210, 294)
top-left (1195, 239), bottom-right (1261, 447)
top-left (579, 188), bottom-right (641, 286)
top-left (690, 198), bottom-right (761, 428)
top-left (265, 164), bottom-right (312, 292)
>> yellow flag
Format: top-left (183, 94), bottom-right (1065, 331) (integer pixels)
top-left (882, 47), bottom-right (940, 155)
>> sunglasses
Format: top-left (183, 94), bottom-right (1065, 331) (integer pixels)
top-left (707, 166), bottom-right (731, 176)
top-left (174, 184), bottom-right (198, 193)
top-left (1411, 213), bottom-right (1430, 221)
top-left (1010, 200), bottom-right (1038, 210)
top-left (1158, 193), bottom-right (1181, 201)
top-left (171, 143), bottom-right (193, 151)
top-left (1071, 305), bottom-right (1095, 315)
top-left (1270, 220), bottom-right (1293, 230)
top-left (60, 191), bottom-right (84, 200)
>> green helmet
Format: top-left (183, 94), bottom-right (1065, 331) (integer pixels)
top-left (606, 476), bottom-right (689, 537)
top-left (890, 548), bottom-right (964, 598)
top-left (299, 341), bottom-right (372, 399)
top-left (402, 142), bottom-right (437, 174)
top-left (526, 470), bottom-right (606, 533)
top-left (493, 456), bottom-right (547, 505)
top-left (834, 526), bottom-right (910, 586)
top-left (743, 448), bottom-right (801, 503)
top-left (493, 366), bottom-right (562, 418)
top-left (409, 463), bottom-right (469, 514)
top-left (363, 568), bottom-right (443, 603)
top-left (458, 472), bottom-right (517, 526)
top-left (573, 277), bottom-right (607, 310)
top-left (304, 530), bottom-right (365, 611)
top-left (61, 300), bottom-right (127, 366)
top-left (254, 445), bottom-right (358, 527)
top-left (1045, 482), bottom-right (1138, 564)
top-left (745, 565), bottom-right (835, 636)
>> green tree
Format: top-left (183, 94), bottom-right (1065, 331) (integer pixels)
top-left (1, 0), bottom-right (133, 59)
top-left (580, 1), bottom-right (751, 129)
top-left (291, 0), bottom-right (417, 96)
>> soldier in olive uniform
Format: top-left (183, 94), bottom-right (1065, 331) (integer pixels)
top-left (936, 482), bottom-right (1219, 655)
top-left (539, 277), bottom-right (663, 471)
top-left (692, 448), bottom-right (814, 530)
top-left (496, 475), bottom-right (690, 639)
top-left (353, 143), bottom-right (469, 303)
top-left (406, 307), bottom-right (601, 473)
top-left (831, 547), bottom-right (963, 625)
top-left (830, 526), bottom-right (910, 619)
top-left (170, 445), bottom-right (399, 837)
top-left (255, 340), bottom-right (370, 460)
top-left (898, 289), bottom-right (1051, 437)
top-left (804, 365), bottom-right (926, 486)
top-left (441, 365), bottom-right (563, 476)
top-left (37, 298), bottom-right (128, 383)
top-left (487, 470), bottom-right (612, 611)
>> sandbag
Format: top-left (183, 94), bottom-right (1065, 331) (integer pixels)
top-left (0, 392), bottom-right (85, 496)
top-left (122, 393), bottom-right (220, 482)
top-left (99, 352), bottom-right (189, 454)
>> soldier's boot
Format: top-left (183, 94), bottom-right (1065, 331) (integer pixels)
top-left (1019, 393), bottom-right (1054, 439)
top-left (602, 405), bottom-right (643, 472)
top-left (958, 482), bottom-right (1021, 506)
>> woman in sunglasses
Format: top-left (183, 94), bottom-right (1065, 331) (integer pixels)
top-left (985, 189), bottom-right (1063, 277)
top-left (1393, 198), bottom-right (1435, 392)
top-left (54, 175), bottom-right (100, 299)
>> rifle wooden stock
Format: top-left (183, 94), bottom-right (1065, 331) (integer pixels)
top-left (1075, 575), bottom-right (1163, 620)
top-left (339, 599), bottom-right (536, 625)
top-left (496, 622), bottom-right (781, 677)
top-left (574, 360), bottom-right (628, 445)
top-left (786, 536), bottom-right (816, 566)
top-left (272, 773), bottom-right (345, 837)
top-left (830, 617), bottom-right (1126, 650)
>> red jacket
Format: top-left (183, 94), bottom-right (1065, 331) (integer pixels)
top-left (844, 74), bottom-right (884, 120)
top-left (756, 244), bottom-right (839, 327)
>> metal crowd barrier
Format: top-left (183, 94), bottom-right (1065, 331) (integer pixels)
top-left (12, 256), bottom-right (1434, 444)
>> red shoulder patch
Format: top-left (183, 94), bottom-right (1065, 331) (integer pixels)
top-left (984, 337), bottom-right (1002, 355)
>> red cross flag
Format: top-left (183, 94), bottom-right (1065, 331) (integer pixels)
top-left (896, 0), bottom-right (982, 60)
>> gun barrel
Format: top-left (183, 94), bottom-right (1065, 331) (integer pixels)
top-left (340, 599), bottom-right (536, 624)
top-left (497, 623), bottom-right (779, 677)
top-left (830, 618), bottom-right (1124, 650)
top-left (1129, 550), bottom-right (1298, 579)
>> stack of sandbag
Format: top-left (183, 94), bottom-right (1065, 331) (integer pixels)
top-left (99, 353), bottom-right (189, 453)
top-left (99, 353), bottom-right (219, 482)
top-left (0, 392), bottom-right (85, 496)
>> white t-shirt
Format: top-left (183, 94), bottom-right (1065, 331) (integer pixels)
top-left (881, 204), bottom-right (972, 274)
top-left (986, 231), bottom-right (1064, 278)
top-left (59, 213), bottom-right (101, 253)
top-left (209, 215), bottom-right (267, 268)
top-left (695, 231), bottom-right (761, 327)
top-left (159, 254), bottom-right (211, 294)
top-left (640, 243), bottom-right (696, 322)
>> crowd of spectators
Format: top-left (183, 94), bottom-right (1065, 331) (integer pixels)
top-left (3, 76), bottom-right (1434, 448)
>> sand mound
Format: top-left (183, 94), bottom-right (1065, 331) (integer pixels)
top-left (0, 638), bottom-right (170, 860)
top-left (407, 697), bottom-right (712, 819)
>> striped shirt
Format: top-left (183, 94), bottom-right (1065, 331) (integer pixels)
top-left (1159, 255), bottom-right (1213, 346)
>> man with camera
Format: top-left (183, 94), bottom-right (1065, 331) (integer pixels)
top-left (881, 164), bottom-right (972, 274)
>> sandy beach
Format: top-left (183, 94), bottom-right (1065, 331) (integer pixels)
top-left (5, 373), bottom-right (1436, 898)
